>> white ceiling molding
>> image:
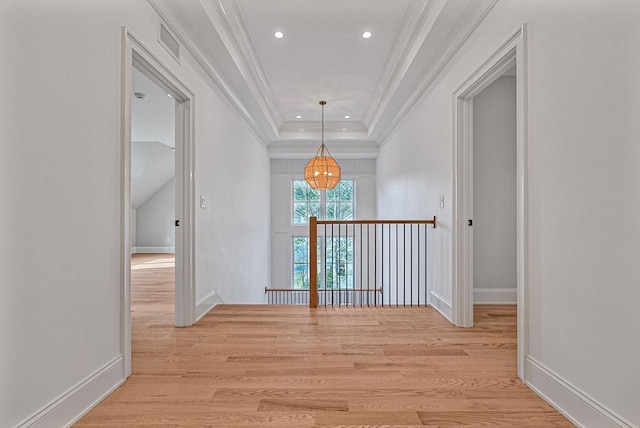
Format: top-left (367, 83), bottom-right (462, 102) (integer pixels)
top-left (375, 0), bottom-right (499, 145)
top-left (147, 0), bottom-right (274, 146)
top-left (148, 0), bottom-right (499, 153)
top-left (279, 120), bottom-right (367, 134)
top-left (361, 0), bottom-right (440, 131)
top-left (200, 0), bottom-right (284, 133)
top-left (268, 141), bottom-right (378, 160)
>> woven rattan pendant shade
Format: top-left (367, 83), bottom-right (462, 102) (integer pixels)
top-left (304, 101), bottom-right (341, 190)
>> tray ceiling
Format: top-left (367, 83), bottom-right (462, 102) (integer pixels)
top-left (149, 0), bottom-right (498, 156)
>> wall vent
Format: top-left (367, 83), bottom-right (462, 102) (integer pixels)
top-left (158, 22), bottom-right (180, 63)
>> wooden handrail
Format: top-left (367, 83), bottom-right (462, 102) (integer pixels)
top-left (308, 216), bottom-right (437, 308)
top-left (265, 288), bottom-right (382, 292)
top-left (316, 217), bottom-right (437, 227)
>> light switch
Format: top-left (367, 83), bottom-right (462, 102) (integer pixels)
top-left (439, 195), bottom-right (445, 209)
top-left (200, 195), bottom-right (207, 209)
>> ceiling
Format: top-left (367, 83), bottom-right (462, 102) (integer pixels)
top-left (131, 69), bottom-right (175, 209)
top-left (132, 67), bottom-right (175, 148)
top-left (150, 0), bottom-right (498, 157)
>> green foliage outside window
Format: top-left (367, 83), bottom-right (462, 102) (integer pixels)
top-left (292, 180), bottom-right (355, 289)
top-left (293, 180), bottom-right (353, 223)
top-left (293, 236), bottom-right (354, 290)
top-left (293, 181), bottom-right (321, 224)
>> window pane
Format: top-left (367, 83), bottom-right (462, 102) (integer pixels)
top-left (327, 180), bottom-right (353, 203)
top-left (293, 237), bottom-right (308, 263)
top-left (339, 202), bottom-right (353, 220)
top-left (293, 181), bottom-right (308, 201)
top-left (326, 187), bottom-right (337, 201)
top-left (293, 264), bottom-right (308, 289)
top-left (293, 202), bottom-right (308, 224)
top-left (293, 237), bottom-right (322, 289)
top-left (309, 202), bottom-right (321, 219)
top-left (340, 180), bottom-right (353, 200)
top-left (293, 180), bottom-right (321, 224)
top-left (326, 202), bottom-right (337, 220)
top-left (307, 187), bottom-right (320, 201)
top-left (324, 237), bottom-right (353, 289)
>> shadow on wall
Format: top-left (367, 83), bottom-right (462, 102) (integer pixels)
top-left (131, 141), bottom-right (175, 252)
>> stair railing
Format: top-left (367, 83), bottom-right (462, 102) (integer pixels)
top-left (309, 217), bottom-right (437, 308)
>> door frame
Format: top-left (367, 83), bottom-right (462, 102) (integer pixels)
top-left (452, 24), bottom-right (529, 379)
top-left (120, 27), bottom-right (196, 377)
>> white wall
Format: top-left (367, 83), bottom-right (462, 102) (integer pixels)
top-left (195, 91), bottom-right (271, 304)
top-left (377, 1), bottom-right (639, 426)
top-left (0, 1), bottom-right (270, 426)
top-left (271, 159), bottom-right (375, 288)
top-left (473, 76), bottom-right (516, 303)
top-left (136, 178), bottom-right (175, 251)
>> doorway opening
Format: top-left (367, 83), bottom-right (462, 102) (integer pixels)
top-left (121, 29), bottom-right (196, 377)
top-left (453, 25), bottom-right (528, 380)
top-left (471, 69), bottom-right (517, 307)
top-left (130, 65), bottom-right (177, 352)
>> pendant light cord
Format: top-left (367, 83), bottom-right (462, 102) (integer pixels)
top-left (321, 101), bottom-right (325, 148)
top-left (320, 100), bottom-right (327, 155)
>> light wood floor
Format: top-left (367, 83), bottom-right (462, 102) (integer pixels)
top-left (76, 253), bottom-right (572, 427)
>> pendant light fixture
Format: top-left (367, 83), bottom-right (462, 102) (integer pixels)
top-left (304, 100), bottom-right (341, 190)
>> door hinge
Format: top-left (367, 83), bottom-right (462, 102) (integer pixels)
top-left (175, 220), bottom-right (180, 227)
top-left (468, 219), bottom-right (473, 226)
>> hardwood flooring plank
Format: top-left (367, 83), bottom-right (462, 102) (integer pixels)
top-left (258, 398), bottom-right (349, 411)
top-left (418, 410), bottom-right (573, 426)
top-left (74, 254), bottom-right (573, 427)
top-left (315, 410), bottom-right (422, 425)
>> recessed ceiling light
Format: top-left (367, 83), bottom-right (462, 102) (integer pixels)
top-left (274, 31), bottom-right (284, 39)
top-left (296, 115), bottom-right (302, 119)
top-left (362, 31), bottom-right (372, 39)
top-left (344, 115), bottom-right (350, 119)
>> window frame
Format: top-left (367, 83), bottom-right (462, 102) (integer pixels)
top-left (290, 178), bottom-right (356, 225)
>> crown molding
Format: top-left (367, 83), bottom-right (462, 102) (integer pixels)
top-left (200, 0), bottom-right (283, 133)
top-left (375, 0), bottom-right (499, 145)
top-left (148, 0), bottom-right (500, 151)
top-left (146, 0), bottom-right (271, 147)
top-left (268, 141), bottom-right (378, 160)
top-left (362, 0), bottom-right (440, 132)
top-left (280, 120), bottom-right (367, 134)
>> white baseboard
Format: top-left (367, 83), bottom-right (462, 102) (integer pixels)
top-left (18, 356), bottom-right (124, 428)
top-left (131, 246), bottom-right (175, 254)
top-left (195, 290), bottom-right (224, 322)
top-left (473, 287), bottom-right (517, 304)
top-left (525, 356), bottom-right (634, 428)
top-left (429, 290), bottom-right (452, 322)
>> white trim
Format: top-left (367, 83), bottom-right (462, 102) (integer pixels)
top-left (121, 28), bottom-right (198, 378)
top-left (452, 24), bottom-right (529, 380)
top-left (268, 141), bottom-right (378, 160)
top-left (16, 357), bottom-right (124, 428)
top-left (209, 0), bottom-right (283, 132)
top-left (429, 290), bottom-right (452, 322)
top-left (473, 287), bottom-right (517, 304)
top-left (120, 26), bottom-right (133, 378)
top-left (525, 357), bottom-right (634, 428)
top-left (131, 246), bottom-right (175, 254)
top-left (363, 0), bottom-right (441, 130)
top-left (195, 290), bottom-right (225, 322)
top-left (376, 0), bottom-right (499, 145)
top-left (146, 0), bottom-right (270, 146)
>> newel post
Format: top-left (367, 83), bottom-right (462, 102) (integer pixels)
top-left (309, 216), bottom-right (318, 308)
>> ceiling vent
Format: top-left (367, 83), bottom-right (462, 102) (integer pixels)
top-left (158, 22), bottom-right (180, 63)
